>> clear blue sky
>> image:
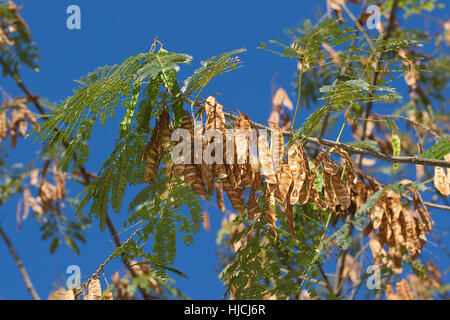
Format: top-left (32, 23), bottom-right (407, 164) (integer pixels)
top-left (0, 0), bottom-right (448, 300)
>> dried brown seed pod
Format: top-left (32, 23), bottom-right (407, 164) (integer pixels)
top-left (143, 124), bottom-right (162, 184)
top-left (159, 110), bottom-right (173, 151)
top-left (0, 110), bottom-right (7, 139)
top-left (221, 175), bottom-right (245, 213)
top-left (87, 278), bottom-right (102, 300)
top-left (257, 133), bottom-right (277, 184)
top-left (216, 182), bottom-right (226, 213)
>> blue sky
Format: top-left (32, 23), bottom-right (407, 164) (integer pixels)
top-left (0, 0), bottom-right (449, 299)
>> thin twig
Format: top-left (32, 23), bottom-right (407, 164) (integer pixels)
top-left (0, 225), bottom-right (40, 300)
top-left (219, 108), bottom-right (450, 169)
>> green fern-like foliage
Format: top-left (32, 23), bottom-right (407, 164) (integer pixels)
top-left (182, 48), bottom-right (245, 97)
top-left (32, 45), bottom-right (243, 276)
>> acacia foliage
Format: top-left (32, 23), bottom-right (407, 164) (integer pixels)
top-left (1, 0), bottom-right (449, 300)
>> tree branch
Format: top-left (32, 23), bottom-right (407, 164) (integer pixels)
top-left (0, 225), bottom-right (40, 300)
top-left (0, 55), bottom-right (153, 300)
top-left (219, 109), bottom-right (450, 169)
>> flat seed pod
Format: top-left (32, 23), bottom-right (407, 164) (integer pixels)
top-left (263, 207), bottom-right (277, 238)
top-left (181, 110), bottom-right (194, 136)
top-left (257, 133), bottom-right (277, 184)
top-left (322, 172), bottom-right (337, 210)
top-left (234, 120), bottom-right (248, 166)
top-left (396, 279), bottom-right (413, 300)
top-left (329, 146), bottom-right (357, 183)
top-left (270, 123), bottom-right (284, 177)
top-left (240, 164), bottom-right (255, 188)
top-left (204, 97), bottom-right (228, 178)
top-left (275, 164), bottom-right (292, 204)
top-left (64, 289), bottom-right (75, 300)
top-left (287, 144), bottom-right (302, 203)
top-left (222, 175), bottom-right (245, 213)
top-left (401, 208), bottom-right (418, 258)
top-left (159, 110), bottom-right (173, 151)
top-left (216, 182), bottom-right (226, 213)
top-left (0, 111), bottom-right (7, 139)
top-left (434, 166), bottom-right (449, 196)
top-left (200, 163), bottom-right (215, 194)
top-left (266, 183), bottom-right (277, 207)
top-left (143, 125), bottom-right (162, 184)
top-left (385, 284), bottom-right (399, 300)
top-left (205, 96), bottom-right (226, 133)
top-left (378, 214), bottom-right (388, 246)
top-left (248, 171), bottom-right (262, 220)
top-left (87, 279), bottom-right (102, 300)
top-left (330, 174), bottom-right (351, 209)
top-left (309, 183), bottom-right (327, 210)
top-left (370, 202), bottom-right (385, 229)
top-left (285, 186), bottom-right (297, 241)
top-left (411, 189), bottom-right (432, 233)
top-left (185, 164), bottom-right (207, 200)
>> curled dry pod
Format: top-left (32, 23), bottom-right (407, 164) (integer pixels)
top-left (0, 110), bottom-right (7, 140)
top-left (297, 143), bottom-right (313, 204)
top-left (275, 164), bottom-right (292, 204)
top-left (185, 164), bottom-right (207, 200)
top-left (328, 146), bottom-right (357, 184)
top-left (216, 182), bottom-right (226, 213)
top-left (221, 175), bottom-right (245, 213)
top-left (194, 121), bottom-right (214, 194)
top-left (270, 123), bottom-right (284, 178)
top-left (287, 144), bottom-right (305, 204)
top-left (401, 208), bottom-right (419, 258)
top-left (285, 186), bottom-right (297, 240)
top-left (248, 171), bottom-right (262, 220)
top-left (263, 207), bottom-right (277, 238)
top-left (87, 278), bottom-right (102, 300)
top-left (434, 166), bottom-right (449, 197)
top-left (239, 114), bottom-right (256, 187)
top-left (396, 279), bottom-right (414, 300)
top-left (143, 123), bottom-right (162, 184)
top-left (12, 106), bottom-right (27, 137)
top-left (234, 119), bottom-right (248, 167)
top-left (257, 133), bottom-right (277, 184)
top-left (385, 284), bottom-right (399, 300)
top-left (204, 96), bottom-right (227, 179)
top-left (172, 111), bottom-right (193, 176)
top-left (64, 289), bottom-right (75, 300)
top-left (411, 189), bottom-right (432, 233)
top-left (330, 174), bottom-right (351, 209)
top-left (159, 110), bottom-right (173, 151)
